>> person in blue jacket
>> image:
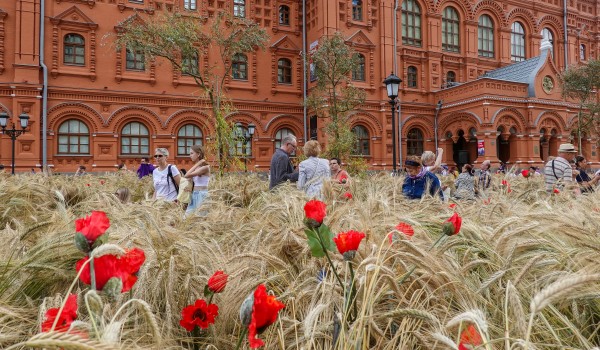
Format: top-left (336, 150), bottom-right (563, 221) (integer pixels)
top-left (402, 155), bottom-right (442, 199)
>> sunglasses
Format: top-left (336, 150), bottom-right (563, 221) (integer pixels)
top-left (153, 155), bottom-right (164, 158)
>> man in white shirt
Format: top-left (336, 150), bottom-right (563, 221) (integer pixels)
top-left (544, 143), bottom-right (577, 193)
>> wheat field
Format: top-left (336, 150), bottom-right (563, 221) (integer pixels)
top-left (0, 171), bottom-right (599, 349)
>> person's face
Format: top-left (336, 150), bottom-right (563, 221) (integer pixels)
top-left (141, 158), bottom-right (147, 164)
top-left (154, 152), bottom-right (167, 165)
top-left (563, 152), bottom-right (576, 162)
top-left (578, 158), bottom-right (587, 168)
top-left (480, 163), bottom-right (488, 170)
top-left (285, 141), bottom-right (297, 155)
top-left (190, 149), bottom-right (199, 162)
top-left (406, 165), bottom-right (420, 176)
top-left (330, 160), bottom-right (340, 171)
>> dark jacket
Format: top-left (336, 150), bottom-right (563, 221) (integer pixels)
top-left (402, 172), bottom-right (442, 199)
top-left (269, 148), bottom-right (299, 190)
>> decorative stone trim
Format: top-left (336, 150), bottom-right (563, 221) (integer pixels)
top-left (0, 10), bottom-right (6, 75)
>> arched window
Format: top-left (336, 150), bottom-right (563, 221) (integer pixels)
top-left (177, 124), bottom-right (203, 156)
top-left (446, 71), bottom-right (456, 86)
top-left (279, 5), bottom-right (290, 25)
top-left (352, 125), bottom-right (370, 156)
top-left (406, 128), bottom-right (424, 156)
top-left (231, 124), bottom-right (251, 156)
top-left (121, 122), bottom-right (149, 155)
top-left (541, 28), bottom-right (555, 58)
top-left (277, 58), bottom-right (292, 84)
top-left (126, 47), bottom-right (145, 71)
top-left (580, 44), bottom-right (586, 61)
top-left (182, 51), bottom-right (199, 76)
top-left (511, 22), bottom-right (526, 62)
top-left (64, 34), bottom-right (85, 66)
top-left (232, 54), bottom-right (248, 80)
top-left (275, 127), bottom-right (296, 156)
top-left (234, 0), bottom-right (245, 17)
top-left (407, 66), bottom-right (418, 88)
top-left (442, 7), bottom-right (460, 53)
top-left (58, 119), bottom-right (89, 154)
top-left (402, 0), bottom-right (422, 47)
top-left (478, 15), bottom-right (494, 58)
top-left (352, 0), bottom-right (363, 21)
top-left (352, 54), bottom-right (366, 81)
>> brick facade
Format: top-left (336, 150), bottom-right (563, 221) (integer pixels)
top-left (0, 0), bottom-right (598, 173)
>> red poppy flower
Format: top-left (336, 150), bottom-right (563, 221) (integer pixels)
top-left (442, 213), bottom-right (462, 236)
top-left (459, 324), bottom-right (483, 349)
top-left (179, 299), bottom-right (219, 331)
top-left (333, 230), bottom-right (365, 260)
top-left (339, 174), bottom-right (348, 184)
top-left (86, 184), bottom-right (90, 187)
top-left (553, 188), bottom-right (560, 194)
top-left (343, 192), bottom-right (353, 200)
top-left (75, 211), bottom-right (110, 243)
top-left (41, 294), bottom-right (78, 332)
top-left (207, 270), bottom-right (228, 293)
top-left (501, 179), bottom-right (508, 186)
top-left (76, 248), bottom-right (145, 292)
top-left (395, 222), bottom-right (414, 237)
top-left (521, 169), bottom-right (530, 178)
top-left (449, 203), bottom-right (457, 209)
top-left (248, 284), bottom-right (285, 348)
top-left (100, 180), bottom-right (105, 185)
top-left (304, 200), bottom-right (327, 226)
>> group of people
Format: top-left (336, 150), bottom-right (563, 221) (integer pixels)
top-left (269, 134), bottom-right (350, 199)
top-left (401, 142), bottom-right (600, 200)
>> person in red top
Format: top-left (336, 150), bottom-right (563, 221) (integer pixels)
top-left (329, 157), bottom-right (350, 185)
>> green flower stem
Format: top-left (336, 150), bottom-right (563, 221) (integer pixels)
top-left (208, 293), bottom-right (214, 305)
top-left (399, 234), bottom-right (447, 285)
top-left (315, 226), bottom-right (344, 291)
top-left (89, 255), bottom-right (96, 291)
top-left (429, 233), bottom-right (447, 251)
top-left (192, 325), bottom-right (201, 350)
top-left (348, 261), bottom-right (357, 322)
top-left (234, 327), bottom-right (248, 350)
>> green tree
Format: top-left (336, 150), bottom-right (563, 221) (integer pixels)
top-left (559, 59), bottom-right (600, 150)
top-left (114, 12), bottom-right (269, 171)
top-left (306, 33), bottom-right (366, 160)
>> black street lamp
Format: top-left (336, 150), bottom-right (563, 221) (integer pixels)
top-left (235, 122), bottom-right (256, 172)
top-left (383, 73), bottom-right (402, 175)
top-left (0, 111), bottom-right (30, 175)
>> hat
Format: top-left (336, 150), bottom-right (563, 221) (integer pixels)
top-left (558, 143), bottom-right (577, 153)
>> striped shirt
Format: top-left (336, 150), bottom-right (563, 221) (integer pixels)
top-left (543, 157), bottom-right (573, 192)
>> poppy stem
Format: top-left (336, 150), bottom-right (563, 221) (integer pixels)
top-left (234, 327), bottom-right (248, 350)
top-left (89, 256), bottom-right (96, 291)
top-left (349, 262), bottom-right (357, 322)
top-left (429, 233), bottom-right (447, 251)
top-left (208, 293), bottom-right (214, 305)
top-left (398, 234), bottom-right (447, 285)
top-left (192, 326), bottom-right (201, 350)
top-left (322, 247), bottom-right (345, 291)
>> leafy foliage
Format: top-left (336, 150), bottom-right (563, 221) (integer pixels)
top-left (559, 59), bottom-right (600, 148)
top-left (306, 33), bottom-right (366, 159)
top-left (113, 12), bottom-right (269, 171)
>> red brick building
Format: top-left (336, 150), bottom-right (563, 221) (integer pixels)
top-left (0, 0), bottom-right (598, 173)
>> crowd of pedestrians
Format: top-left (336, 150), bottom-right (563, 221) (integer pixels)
top-left (9, 134), bottom-right (596, 211)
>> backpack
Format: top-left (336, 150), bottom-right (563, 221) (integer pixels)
top-left (167, 165), bottom-right (179, 193)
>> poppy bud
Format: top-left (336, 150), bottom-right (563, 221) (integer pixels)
top-left (239, 292), bottom-right (254, 327)
top-left (103, 277), bottom-right (123, 300)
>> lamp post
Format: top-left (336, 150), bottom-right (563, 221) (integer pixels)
top-left (434, 100), bottom-right (443, 150)
top-left (0, 111), bottom-right (30, 175)
top-left (383, 73), bottom-right (402, 175)
top-left (235, 122), bottom-right (256, 172)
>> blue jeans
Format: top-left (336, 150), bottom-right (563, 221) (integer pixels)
top-left (185, 190), bottom-right (208, 216)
